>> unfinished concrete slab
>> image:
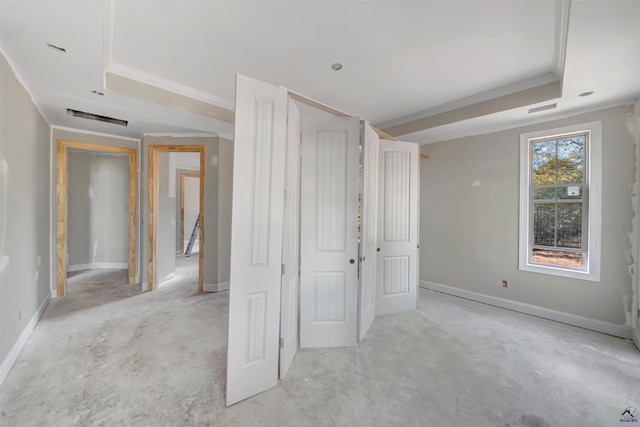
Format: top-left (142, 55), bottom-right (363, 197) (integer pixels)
top-left (1, 288), bottom-right (638, 426)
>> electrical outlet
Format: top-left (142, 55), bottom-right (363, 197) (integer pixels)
top-left (502, 280), bottom-right (508, 288)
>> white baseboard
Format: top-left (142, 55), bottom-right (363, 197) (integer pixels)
top-left (67, 262), bottom-right (128, 272)
top-left (633, 328), bottom-right (640, 352)
top-left (204, 282), bottom-right (229, 293)
top-left (0, 293), bottom-right (50, 386)
top-left (420, 280), bottom-right (632, 339)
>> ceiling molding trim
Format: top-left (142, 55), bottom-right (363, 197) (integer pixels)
top-left (416, 97), bottom-right (637, 146)
top-left (105, 72), bottom-right (235, 124)
top-left (382, 80), bottom-right (562, 137)
top-left (106, 62), bottom-right (235, 110)
top-left (378, 3), bottom-right (570, 138)
top-left (553, 0), bottom-right (572, 77)
top-left (51, 125), bottom-right (141, 142)
top-left (103, 0), bottom-right (118, 78)
top-left (103, 0), bottom-right (234, 112)
top-left (376, 73), bottom-right (560, 131)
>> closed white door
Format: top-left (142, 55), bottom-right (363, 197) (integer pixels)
top-left (279, 99), bottom-right (301, 379)
top-left (358, 123), bottom-right (379, 341)
top-left (376, 140), bottom-right (419, 315)
top-left (300, 116), bottom-right (360, 348)
top-left (226, 75), bottom-right (288, 406)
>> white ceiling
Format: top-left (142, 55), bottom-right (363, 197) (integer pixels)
top-left (0, 0), bottom-right (638, 143)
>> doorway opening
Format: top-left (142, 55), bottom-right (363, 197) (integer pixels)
top-left (56, 139), bottom-right (137, 298)
top-left (148, 145), bottom-right (205, 292)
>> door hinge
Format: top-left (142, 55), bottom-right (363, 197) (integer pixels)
top-left (281, 264), bottom-right (286, 275)
top-left (280, 338), bottom-right (285, 349)
top-left (284, 190), bottom-right (287, 201)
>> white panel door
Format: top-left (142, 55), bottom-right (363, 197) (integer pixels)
top-left (376, 140), bottom-right (419, 316)
top-left (300, 116), bottom-right (360, 348)
top-left (279, 99), bottom-right (301, 379)
top-left (358, 123), bottom-right (379, 341)
top-left (226, 75), bottom-right (288, 406)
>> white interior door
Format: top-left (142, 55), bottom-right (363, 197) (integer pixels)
top-left (300, 116), bottom-right (360, 348)
top-left (376, 140), bottom-right (419, 316)
top-left (358, 123), bottom-right (379, 341)
top-left (226, 75), bottom-right (288, 406)
top-left (279, 99), bottom-right (301, 379)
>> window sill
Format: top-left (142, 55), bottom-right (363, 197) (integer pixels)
top-left (519, 262), bottom-right (600, 282)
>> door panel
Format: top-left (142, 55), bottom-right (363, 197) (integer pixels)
top-left (226, 75), bottom-right (288, 406)
top-left (376, 140), bottom-right (419, 315)
top-left (358, 123), bottom-right (379, 341)
top-left (300, 116), bottom-right (360, 348)
top-left (279, 99), bottom-right (301, 379)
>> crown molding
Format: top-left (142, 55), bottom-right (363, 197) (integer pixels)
top-left (103, 0), bottom-right (234, 111)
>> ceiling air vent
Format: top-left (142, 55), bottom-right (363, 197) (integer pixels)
top-left (66, 109), bottom-right (128, 127)
top-left (528, 103), bottom-right (557, 114)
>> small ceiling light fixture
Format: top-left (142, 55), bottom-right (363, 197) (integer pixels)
top-left (579, 91), bottom-right (594, 97)
top-left (47, 43), bottom-right (66, 53)
top-left (331, 63), bottom-right (343, 71)
top-left (91, 90), bottom-right (104, 96)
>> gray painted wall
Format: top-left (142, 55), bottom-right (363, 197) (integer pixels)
top-left (51, 129), bottom-right (139, 286)
top-left (0, 52), bottom-right (51, 365)
top-left (156, 152), bottom-right (176, 282)
top-left (67, 151), bottom-right (93, 267)
top-left (420, 105), bottom-right (636, 325)
top-left (93, 154), bottom-right (129, 264)
top-left (67, 152), bottom-right (129, 268)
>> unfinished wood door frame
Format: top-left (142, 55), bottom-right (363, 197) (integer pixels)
top-left (179, 172), bottom-right (200, 253)
top-left (56, 139), bottom-right (137, 298)
top-left (148, 145), bottom-right (205, 292)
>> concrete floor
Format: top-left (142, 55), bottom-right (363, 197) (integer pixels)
top-left (1, 279), bottom-right (638, 426)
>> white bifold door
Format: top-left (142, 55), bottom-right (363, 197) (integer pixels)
top-left (376, 140), bottom-right (420, 315)
top-left (226, 74), bottom-right (420, 406)
top-left (358, 123), bottom-right (379, 341)
top-left (226, 75), bottom-right (288, 406)
top-left (300, 116), bottom-right (361, 348)
top-left (279, 99), bottom-right (301, 379)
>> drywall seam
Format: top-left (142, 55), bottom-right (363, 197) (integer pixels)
top-left (420, 281), bottom-right (632, 339)
top-left (50, 126), bottom-right (140, 143)
top-left (0, 293), bottom-right (50, 386)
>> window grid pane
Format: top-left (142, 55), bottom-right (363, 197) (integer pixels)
top-left (530, 132), bottom-right (587, 269)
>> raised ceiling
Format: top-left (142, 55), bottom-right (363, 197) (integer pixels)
top-left (0, 0), bottom-right (638, 143)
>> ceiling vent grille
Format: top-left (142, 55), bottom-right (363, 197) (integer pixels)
top-left (66, 109), bottom-right (128, 127)
top-left (528, 103), bottom-right (557, 114)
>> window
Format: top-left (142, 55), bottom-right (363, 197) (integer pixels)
top-left (519, 121), bottom-right (601, 281)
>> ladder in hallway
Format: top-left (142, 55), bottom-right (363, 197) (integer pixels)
top-left (184, 217), bottom-right (200, 257)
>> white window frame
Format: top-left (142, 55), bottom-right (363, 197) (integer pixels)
top-left (519, 121), bottom-right (601, 282)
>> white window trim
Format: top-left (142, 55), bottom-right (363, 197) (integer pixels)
top-left (519, 121), bottom-right (602, 282)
